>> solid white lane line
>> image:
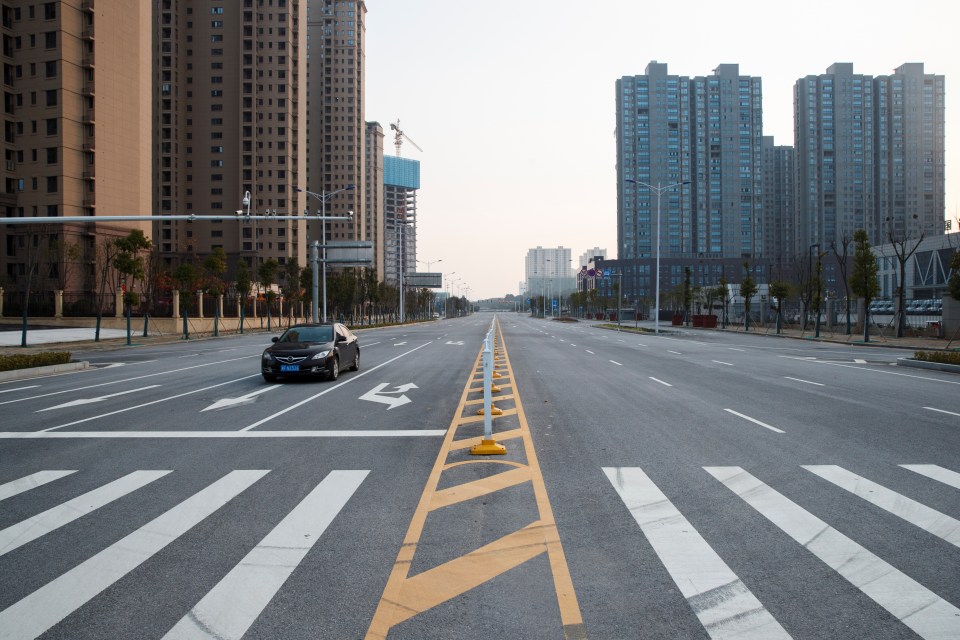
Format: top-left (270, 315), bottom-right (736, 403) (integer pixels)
top-left (723, 409), bottom-right (785, 434)
top-left (41, 375), bottom-right (262, 432)
top-left (0, 471), bottom-right (76, 502)
top-left (610, 360), bottom-right (623, 366)
top-left (0, 431), bottom-right (446, 438)
top-left (900, 465), bottom-right (960, 491)
top-left (0, 354), bottom-right (260, 407)
top-left (649, 377), bottom-right (673, 387)
top-left (668, 350), bottom-right (681, 355)
top-left (706, 466), bottom-right (960, 640)
top-left (923, 407), bottom-right (960, 417)
top-left (728, 348), bottom-right (745, 352)
top-left (803, 465), bottom-right (960, 548)
top-left (603, 467), bottom-right (789, 639)
top-left (784, 377), bottom-right (824, 387)
top-left (795, 358), bottom-right (960, 386)
top-left (711, 360), bottom-right (733, 367)
top-left (0, 470), bottom-right (268, 640)
top-left (585, 350), bottom-right (595, 355)
top-left (0, 385), bottom-right (39, 394)
top-left (240, 342), bottom-right (432, 431)
top-left (0, 470), bottom-right (171, 556)
top-left (162, 470), bottom-right (368, 640)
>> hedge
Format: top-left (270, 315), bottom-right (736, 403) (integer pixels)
top-left (914, 350), bottom-right (960, 366)
top-left (0, 351), bottom-right (72, 372)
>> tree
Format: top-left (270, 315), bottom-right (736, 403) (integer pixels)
top-left (768, 280), bottom-right (791, 335)
top-left (258, 258), bottom-right (280, 320)
top-left (887, 216), bottom-right (925, 337)
top-left (682, 267), bottom-right (692, 326)
top-left (716, 278), bottom-right (729, 328)
top-left (739, 262), bottom-right (757, 332)
top-left (948, 250), bottom-right (960, 301)
top-left (281, 258), bottom-right (302, 327)
top-left (831, 235), bottom-right (853, 335)
top-left (202, 247), bottom-right (228, 296)
top-left (113, 230), bottom-right (152, 312)
top-left (850, 229), bottom-right (879, 343)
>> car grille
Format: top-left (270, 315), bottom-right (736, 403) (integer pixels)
top-left (275, 356), bottom-right (307, 365)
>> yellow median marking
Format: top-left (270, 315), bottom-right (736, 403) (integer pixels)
top-left (366, 317), bottom-right (586, 639)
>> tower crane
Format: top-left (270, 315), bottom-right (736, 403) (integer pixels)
top-left (389, 119), bottom-right (423, 157)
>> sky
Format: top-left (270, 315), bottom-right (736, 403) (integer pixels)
top-left (364, 0), bottom-right (959, 300)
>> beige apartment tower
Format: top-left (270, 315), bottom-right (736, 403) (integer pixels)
top-left (0, 0), bottom-right (152, 293)
top-left (305, 0), bottom-right (365, 250)
top-left (364, 120), bottom-right (383, 281)
top-left (154, 0), bottom-right (308, 279)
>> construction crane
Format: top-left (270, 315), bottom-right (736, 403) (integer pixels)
top-left (389, 119), bottom-right (423, 157)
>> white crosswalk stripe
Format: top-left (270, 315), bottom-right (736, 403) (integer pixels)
top-left (603, 467), bottom-right (790, 639)
top-left (706, 466), bottom-right (960, 640)
top-left (0, 470), bottom-right (171, 556)
top-left (901, 464), bottom-right (960, 490)
top-left (0, 470), bottom-right (269, 640)
top-left (162, 469), bottom-right (368, 640)
top-left (0, 470), bottom-right (76, 501)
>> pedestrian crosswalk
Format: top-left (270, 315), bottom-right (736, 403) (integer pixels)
top-left (0, 468), bottom-right (368, 640)
top-left (606, 464), bottom-right (960, 640)
top-left (1, 463), bottom-right (957, 639)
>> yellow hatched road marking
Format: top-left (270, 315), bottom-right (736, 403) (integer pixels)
top-left (366, 318), bottom-right (586, 640)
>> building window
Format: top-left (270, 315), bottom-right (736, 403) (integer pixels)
top-left (45, 89), bottom-right (56, 106)
top-left (43, 3), bottom-right (55, 20)
top-left (211, 7), bottom-right (224, 14)
top-left (46, 147), bottom-right (56, 163)
top-left (46, 118), bottom-right (56, 134)
top-left (46, 176), bottom-right (57, 192)
top-left (44, 60), bottom-right (56, 78)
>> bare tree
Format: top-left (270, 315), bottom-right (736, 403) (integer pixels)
top-left (831, 234), bottom-right (853, 335)
top-left (887, 216), bottom-right (925, 338)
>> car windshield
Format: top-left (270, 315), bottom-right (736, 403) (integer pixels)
top-left (278, 326), bottom-right (333, 343)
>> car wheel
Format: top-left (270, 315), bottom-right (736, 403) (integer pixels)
top-left (350, 349), bottom-right (360, 371)
top-left (262, 373), bottom-right (277, 383)
top-left (329, 357), bottom-right (339, 381)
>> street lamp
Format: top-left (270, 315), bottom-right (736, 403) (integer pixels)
top-left (625, 178), bottom-right (690, 334)
top-left (237, 191), bottom-right (260, 326)
top-left (417, 258), bottom-right (441, 272)
top-left (294, 185), bottom-right (355, 323)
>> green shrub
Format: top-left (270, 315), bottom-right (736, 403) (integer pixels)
top-left (914, 350), bottom-right (960, 366)
top-left (0, 351), bottom-right (72, 372)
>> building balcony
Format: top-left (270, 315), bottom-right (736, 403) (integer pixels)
top-left (81, 0), bottom-right (94, 12)
top-left (83, 197), bottom-right (96, 208)
top-left (82, 24), bottom-right (95, 41)
top-left (83, 82), bottom-right (94, 96)
top-left (82, 170), bottom-right (95, 180)
top-left (83, 110), bottom-right (95, 124)
top-left (82, 142), bottom-right (95, 153)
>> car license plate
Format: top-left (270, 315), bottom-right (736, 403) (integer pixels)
top-left (280, 364), bottom-right (299, 372)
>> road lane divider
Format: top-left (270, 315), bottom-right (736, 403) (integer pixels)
top-left (366, 316), bottom-right (586, 640)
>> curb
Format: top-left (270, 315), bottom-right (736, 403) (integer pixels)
top-left (0, 361), bottom-right (89, 382)
top-left (897, 358), bottom-right (960, 374)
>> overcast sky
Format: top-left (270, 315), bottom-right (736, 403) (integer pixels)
top-left (365, 0), bottom-right (959, 300)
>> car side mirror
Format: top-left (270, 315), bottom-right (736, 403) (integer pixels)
top-left (271, 336), bottom-right (279, 342)
top-left (336, 334), bottom-right (346, 342)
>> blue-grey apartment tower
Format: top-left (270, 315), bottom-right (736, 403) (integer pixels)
top-left (615, 62), bottom-right (762, 300)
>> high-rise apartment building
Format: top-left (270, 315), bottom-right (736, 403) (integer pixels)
top-left (1, 1), bottom-right (152, 292)
top-left (761, 136), bottom-right (795, 270)
top-left (382, 155), bottom-right (418, 286)
top-left (364, 120), bottom-right (384, 281)
top-left (154, 0), bottom-right (308, 276)
top-left (578, 247), bottom-right (606, 267)
top-left (616, 62), bottom-right (762, 301)
top-left (525, 246), bottom-right (573, 300)
top-left (305, 0), bottom-right (365, 254)
top-left (794, 62), bottom-right (944, 253)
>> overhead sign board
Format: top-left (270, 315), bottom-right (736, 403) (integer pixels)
top-left (404, 272), bottom-right (442, 288)
top-left (324, 241), bottom-right (374, 266)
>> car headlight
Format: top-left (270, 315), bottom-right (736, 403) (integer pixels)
top-left (262, 352), bottom-right (274, 362)
top-left (311, 350), bottom-right (330, 360)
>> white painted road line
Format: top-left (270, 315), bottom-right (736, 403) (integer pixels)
top-left (603, 467), bottom-right (789, 639)
top-left (0, 470), bottom-right (171, 556)
top-left (0, 470), bottom-right (76, 502)
top-left (728, 348), bottom-right (745, 352)
top-left (901, 465), bottom-right (960, 490)
top-left (0, 470), bottom-right (268, 640)
top-left (706, 466), bottom-right (960, 640)
top-left (723, 409), bottom-right (784, 434)
top-left (163, 470), bottom-right (368, 640)
top-left (585, 350), bottom-right (595, 355)
top-left (668, 350), bottom-right (681, 355)
top-left (649, 377), bottom-right (672, 387)
top-left (0, 430), bottom-right (446, 439)
top-left (803, 465), bottom-right (960, 548)
top-left (923, 407), bottom-right (960, 417)
top-left (0, 385), bottom-right (39, 394)
top-left (711, 360), bottom-right (733, 367)
top-left (610, 360), bottom-right (623, 366)
top-left (784, 376), bottom-right (824, 387)
top-left (240, 342), bottom-right (431, 431)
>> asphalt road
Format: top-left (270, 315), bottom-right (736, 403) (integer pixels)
top-left (1, 314), bottom-right (959, 639)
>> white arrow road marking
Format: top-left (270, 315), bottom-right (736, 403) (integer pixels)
top-left (359, 382), bottom-right (418, 410)
top-left (37, 385), bottom-right (162, 412)
top-left (445, 340), bottom-right (465, 345)
top-left (202, 385), bottom-right (281, 412)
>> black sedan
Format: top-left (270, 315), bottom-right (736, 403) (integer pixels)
top-left (261, 323), bottom-right (359, 382)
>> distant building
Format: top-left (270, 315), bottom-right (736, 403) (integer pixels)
top-left (578, 248), bottom-right (606, 267)
top-left (364, 122), bottom-right (385, 281)
top-left (383, 156), bottom-right (419, 286)
top-left (873, 233), bottom-right (958, 301)
top-left (761, 137), bottom-right (796, 271)
top-left (525, 246), bottom-right (574, 300)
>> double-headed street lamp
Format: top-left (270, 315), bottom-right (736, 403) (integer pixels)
top-left (625, 178), bottom-right (690, 334)
top-left (294, 185), bottom-right (355, 323)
